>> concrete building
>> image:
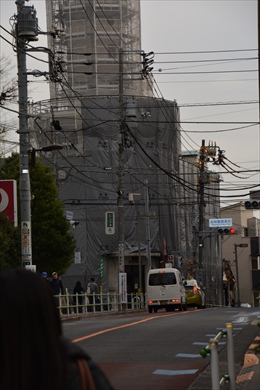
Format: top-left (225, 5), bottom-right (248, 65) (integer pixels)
top-left (221, 197), bottom-right (260, 307)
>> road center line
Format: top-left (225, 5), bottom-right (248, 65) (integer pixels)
top-left (72, 312), bottom-right (182, 343)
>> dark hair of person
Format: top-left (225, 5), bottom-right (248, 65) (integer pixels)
top-left (0, 268), bottom-right (64, 390)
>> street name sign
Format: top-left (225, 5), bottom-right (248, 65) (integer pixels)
top-left (209, 218), bottom-right (232, 227)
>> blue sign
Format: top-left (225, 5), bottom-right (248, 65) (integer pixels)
top-left (209, 218), bottom-right (232, 227)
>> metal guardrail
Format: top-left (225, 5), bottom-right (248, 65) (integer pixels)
top-left (199, 323), bottom-right (235, 390)
top-left (56, 292), bottom-right (146, 317)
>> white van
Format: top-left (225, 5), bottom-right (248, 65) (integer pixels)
top-left (147, 268), bottom-right (187, 313)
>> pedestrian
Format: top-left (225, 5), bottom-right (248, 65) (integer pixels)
top-left (73, 280), bottom-right (85, 313)
top-left (50, 271), bottom-right (65, 295)
top-left (50, 271), bottom-right (65, 310)
top-left (41, 271), bottom-right (50, 283)
top-left (87, 277), bottom-right (99, 311)
top-left (0, 268), bottom-right (114, 390)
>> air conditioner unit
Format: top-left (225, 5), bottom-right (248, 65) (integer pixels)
top-left (241, 227), bottom-right (248, 238)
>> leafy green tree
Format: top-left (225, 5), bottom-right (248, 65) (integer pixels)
top-left (0, 213), bottom-right (20, 269)
top-left (0, 153), bottom-right (76, 274)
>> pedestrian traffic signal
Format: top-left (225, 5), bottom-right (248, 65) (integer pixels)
top-left (218, 227), bottom-right (237, 235)
top-left (105, 211), bottom-right (115, 235)
top-left (244, 200), bottom-right (260, 209)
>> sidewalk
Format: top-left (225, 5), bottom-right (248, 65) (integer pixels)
top-left (244, 358), bottom-right (260, 390)
top-left (189, 320), bottom-right (260, 390)
top-left (236, 324), bottom-right (260, 390)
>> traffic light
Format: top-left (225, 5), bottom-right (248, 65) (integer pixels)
top-left (168, 254), bottom-right (174, 262)
top-left (141, 51), bottom-right (154, 76)
top-left (70, 220), bottom-right (79, 229)
top-left (244, 200), bottom-right (260, 209)
top-left (177, 256), bottom-right (183, 268)
top-left (218, 227), bottom-right (237, 235)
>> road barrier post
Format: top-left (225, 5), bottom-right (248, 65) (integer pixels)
top-left (210, 338), bottom-right (220, 390)
top-left (226, 323), bottom-right (236, 389)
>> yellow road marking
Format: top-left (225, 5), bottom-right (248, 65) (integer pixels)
top-left (72, 312), bottom-right (188, 343)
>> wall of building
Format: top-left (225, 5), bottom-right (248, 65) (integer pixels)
top-left (221, 202), bottom-right (259, 306)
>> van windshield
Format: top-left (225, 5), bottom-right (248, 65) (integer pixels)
top-left (149, 273), bottom-right (177, 286)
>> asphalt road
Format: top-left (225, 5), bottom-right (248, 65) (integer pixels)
top-left (62, 307), bottom-right (260, 390)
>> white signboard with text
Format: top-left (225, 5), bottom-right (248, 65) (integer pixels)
top-left (119, 272), bottom-right (127, 303)
top-left (209, 218), bottom-right (232, 228)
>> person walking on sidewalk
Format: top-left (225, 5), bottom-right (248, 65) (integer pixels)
top-left (73, 281), bottom-right (85, 313)
top-left (87, 277), bottom-right (99, 311)
top-left (50, 272), bottom-right (65, 310)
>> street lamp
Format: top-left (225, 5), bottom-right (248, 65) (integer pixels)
top-left (30, 144), bottom-right (63, 167)
top-left (234, 243), bottom-right (248, 307)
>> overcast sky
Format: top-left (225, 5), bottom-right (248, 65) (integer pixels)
top-left (0, 0), bottom-right (259, 207)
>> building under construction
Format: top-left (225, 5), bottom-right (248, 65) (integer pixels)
top-left (27, 0), bottom-right (222, 303)
top-left (46, 0), bottom-right (151, 99)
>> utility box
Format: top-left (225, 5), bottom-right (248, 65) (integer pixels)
top-left (17, 6), bottom-right (38, 41)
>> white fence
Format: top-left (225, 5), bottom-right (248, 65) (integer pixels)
top-left (56, 291), bottom-right (146, 317)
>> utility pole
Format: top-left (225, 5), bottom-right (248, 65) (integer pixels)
top-left (118, 48), bottom-right (125, 270)
top-left (258, 1), bottom-right (260, 188)
top-left (117, 48), bottom-right (127, 305)
top-left (198, 140), bottom-right (207, 283)
top-left (137, 213), bottom-right (142, 292)
top-left (144, 179), bottom-right (152, 270)
top-left (15, 1), bottom-right (38, 266)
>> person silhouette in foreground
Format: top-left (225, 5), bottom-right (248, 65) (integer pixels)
top-left (0, 268), bottom-right (114, 390)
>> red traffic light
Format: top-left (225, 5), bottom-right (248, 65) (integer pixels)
top-left (218, 227), bottom-right (237, 235)
top-left (168, 255), bottom-right (173, 261)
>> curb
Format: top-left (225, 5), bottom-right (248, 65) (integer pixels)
top-left (236, 331), bottom-right (260, 389)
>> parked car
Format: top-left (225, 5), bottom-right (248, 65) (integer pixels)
top-left (183, 279), bottom-right (205, 309)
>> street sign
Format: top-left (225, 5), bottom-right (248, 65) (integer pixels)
top-left (25, 265), bottom-right (36, 272)
top-left (118, 242), bottom-right (124, 273)
top-left (0, 180), bottom-right (18, 226)
top-left (119, 272), bottom-right (127, 303)
top-left (209, 218), bottom-right (232, 227)
top-left (21, 221), bottom-right (32, 262)
top-left (66, 210), bottom-right (73, 220)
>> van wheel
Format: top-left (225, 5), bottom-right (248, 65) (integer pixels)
top-left (148, 307), bottom-right (152, 313)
